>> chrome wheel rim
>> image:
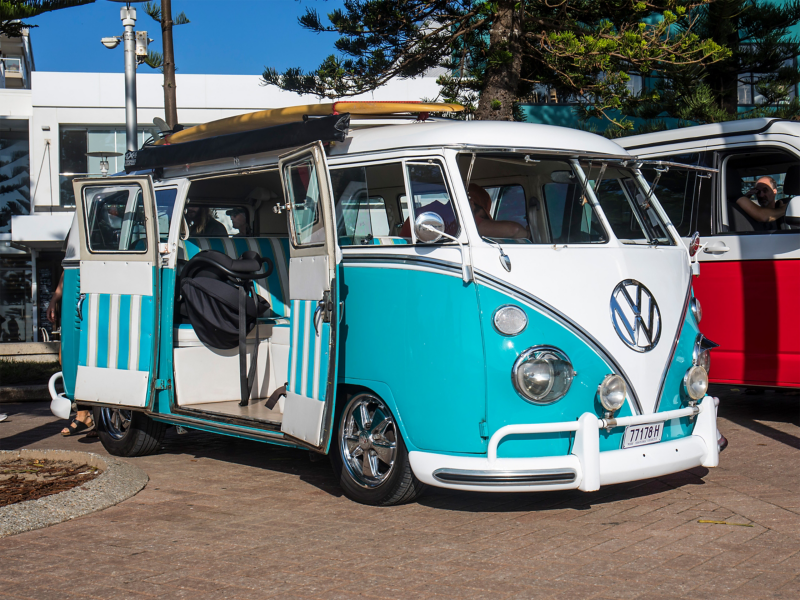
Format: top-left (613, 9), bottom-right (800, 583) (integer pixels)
top-left (340, 394), bottom-right (397, 488)
top-left (100, 407), bottom-right (132, 440)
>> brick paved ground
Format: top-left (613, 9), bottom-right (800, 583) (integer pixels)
top-left (0, 386), bottom-right (797, 600)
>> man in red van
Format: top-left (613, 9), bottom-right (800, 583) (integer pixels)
top-left (732, 176), bottom-right (787, 228)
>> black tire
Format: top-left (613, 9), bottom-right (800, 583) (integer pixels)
top-left (331, 391), bottom-right (426, 506)
top-left (93, 407), bottom-right (167, 457)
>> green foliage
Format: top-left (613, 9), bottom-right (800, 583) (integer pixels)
top-left (262, 0), bottom-right (729, 130)
top-left (645, 0), bottom-right (800, 124)
top-left (0, 359), bottom-right (61, 386)
top-left (142, 1), bottom-right (189, 75)
top-left (0, 0), bottom-right (93, 37)
top-left (143, 1), bottom-right (189, 26)
top-left (142, 49), bottom-right (163, 71)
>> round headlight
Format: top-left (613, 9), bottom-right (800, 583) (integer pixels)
top-left (512, 346), bottom-right (573, 404)
top-left (691, 297), bottom-right (702, 323)
top-left (598, 374), bottom-right (627, 413)
top-left (493, 305), bottom-right (528, 336)
top-left (684, 365), bottom-right (709, 400)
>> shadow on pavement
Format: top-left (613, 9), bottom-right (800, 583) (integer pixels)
top-left (713, 384), bottom-right (800, 449)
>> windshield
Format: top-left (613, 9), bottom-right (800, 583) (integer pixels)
top-left (581, 161), bottom-right (676, 246)
top-left (457, 154), bottom-right (608, 244)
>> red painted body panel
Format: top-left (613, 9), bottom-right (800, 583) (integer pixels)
top-left (694, 259), bottom-right (800, 387)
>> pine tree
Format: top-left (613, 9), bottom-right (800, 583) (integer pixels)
top-left (1, 0), bottom-right (94, 37)
top-left (142, 0), bottom-right (189, 130)
top-left (262, 0), bottom-right (728, 132)
top-left (634, 0), bottom-right (800, 127)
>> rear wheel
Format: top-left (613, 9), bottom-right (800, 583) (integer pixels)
top-left (93, 407), bottom-right (166, 457)
top-left (332, 392), bottom-right (426, 506)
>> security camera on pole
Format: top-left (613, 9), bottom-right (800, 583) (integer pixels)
top-left (103, 1), bottom-right (151, 154)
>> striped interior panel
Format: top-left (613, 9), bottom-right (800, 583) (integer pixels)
top-left (78, 293), bottom-right (154, 371)
top-left (183, 237), bottom-right (291, 317)
top-left (286, 299), bottom-right (330, 402)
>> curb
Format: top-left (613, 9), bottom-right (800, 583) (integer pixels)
top-left (0, 449), bottom-right (149, 537)
top-left (0, 385), bottom-right (50, 403)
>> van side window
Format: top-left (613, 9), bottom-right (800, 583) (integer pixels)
top-left (407, 162), bottom-right (460, 237)
top-left (720, 149), bottom-right (800, 234)
top-left (155, 188), bottom-right (177, 243)
top-left (332, 162), bottom-right (407, 245)
top-left (285, 157), bottom-right (325, 246)
top-left (486, 185), bottom-right (528, 228)
top-left (542, 182), bottom-right (607, 244)
top-left (84, 185), bottom-right (147, 252)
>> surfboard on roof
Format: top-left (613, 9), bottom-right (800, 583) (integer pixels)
top-left (159, 101), bottom-right (464, 146)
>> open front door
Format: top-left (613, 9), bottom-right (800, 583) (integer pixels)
top-left (72, 176), bottom-right (160, 408)
top-left (279, 142), bottom-right (340, 450)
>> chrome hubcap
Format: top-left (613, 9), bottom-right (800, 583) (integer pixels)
top-left (340, 394), bottom-right (397, 488)
top-left (100, 407), bottom-right (132, 440)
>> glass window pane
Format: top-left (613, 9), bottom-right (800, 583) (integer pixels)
top-left (639, 154), bottom-right (700, 238)
top-left (332, 162), bottom-right (406, 246)
top-left (0, 255), bottom-right (33, 342)
top-left (407, 162), bottom-right (459, 237)
top-left (83, 184), bottom-right (148, 252)
top-left (285, 157), bottom-right (325, 246)
top-left (155, 188), bottom-right (178, 242)
top-left (489, 185), bottom-right (528, 227)
top-left (542, 182), bottom-right (607, 244)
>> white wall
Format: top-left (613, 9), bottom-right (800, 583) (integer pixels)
top-left (27, 71), bottom-right (442, 209)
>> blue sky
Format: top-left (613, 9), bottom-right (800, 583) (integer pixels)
top-left (27, 0), bottom-right (346, 75)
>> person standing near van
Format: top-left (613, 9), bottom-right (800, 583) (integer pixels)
top-left (49, 227), bottom-right (97, 438)
top-left (733, 176), bottom-right (787, 227)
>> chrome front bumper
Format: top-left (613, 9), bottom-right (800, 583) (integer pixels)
top-left (409, 396), bottom-right (719, 493)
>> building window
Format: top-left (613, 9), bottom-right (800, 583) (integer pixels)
top-left (0, 126), bottom-right (30, 234)
top-left (0, 254), bottom-right (33, 343)
top-left (738, 53), bottom-right (797, 106)
top-left (59, 126), bottom-right (160, 206)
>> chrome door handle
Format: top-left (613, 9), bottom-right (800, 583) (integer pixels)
top-left (703, 242), bottom-right (730, 254)
top-left (313, 302), bottom-right (323, 336)
top-left (76, 294), bottom-right (86, 321)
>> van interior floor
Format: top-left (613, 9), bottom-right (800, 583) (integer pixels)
top-left (180, 400), bottom-right (283, 425)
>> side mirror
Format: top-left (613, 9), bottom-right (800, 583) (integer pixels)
top-left (785, 196), bottom-right (800, 226)
top-left (415, 211), bottom-right (445, 243)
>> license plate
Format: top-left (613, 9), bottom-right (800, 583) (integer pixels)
top-left (622, 422), bottom-right (663, 449)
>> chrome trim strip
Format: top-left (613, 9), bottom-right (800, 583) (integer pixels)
top-left (473, 269), bottom-right (643, 415)
top-left (652, 281), bottom-right (692, 413)
top-left (433, 468), bottom-right (577, 486)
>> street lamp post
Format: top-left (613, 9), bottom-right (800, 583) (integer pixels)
top-left (102, 1), bottom-right (149, 153)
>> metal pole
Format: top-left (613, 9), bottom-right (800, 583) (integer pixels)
top-left (121, 5), bottom-right (138, 152)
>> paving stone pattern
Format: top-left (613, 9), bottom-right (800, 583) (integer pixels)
top-left (0, 386), bottom-right (797, 600)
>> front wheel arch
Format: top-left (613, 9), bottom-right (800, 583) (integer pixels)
top-left (330, 387), bottom-right (426, 506)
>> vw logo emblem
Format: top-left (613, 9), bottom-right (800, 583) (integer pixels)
top-left (610, 280), bottom-right (661, 353)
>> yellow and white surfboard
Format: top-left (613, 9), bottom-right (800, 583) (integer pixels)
top-left (158, 101), bottom-right (464, 145)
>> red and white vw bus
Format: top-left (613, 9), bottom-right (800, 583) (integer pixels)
top-left (620, 118), bottom-right (800, 389)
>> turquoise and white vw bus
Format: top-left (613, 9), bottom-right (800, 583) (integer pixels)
top-left (50, 105), bottom-right (721, 505)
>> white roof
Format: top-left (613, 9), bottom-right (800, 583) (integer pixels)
top-left (332, 119), bottom-right (631, 158)
top-left (618, 118), bottom-right (800, 151)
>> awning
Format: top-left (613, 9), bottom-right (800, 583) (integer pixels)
top-left (11, 213), bottom-right (73, 250)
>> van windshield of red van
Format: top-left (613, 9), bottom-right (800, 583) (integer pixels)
top-left (583, 162), bottom-right (676, 246)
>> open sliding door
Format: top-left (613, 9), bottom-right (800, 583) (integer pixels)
top-left (72, 176), bottom-right (160, 408)
top-left (278, 142), bottom-right (341, 450)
